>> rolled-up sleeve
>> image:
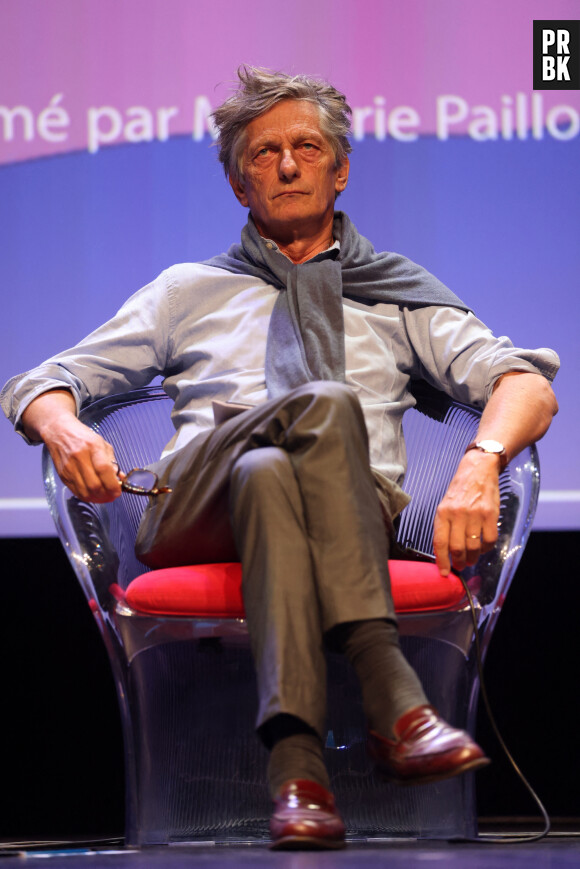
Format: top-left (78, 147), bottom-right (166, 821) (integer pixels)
top-left (1, 271), bottom-right (172, 443)
top-left (403, 306), bottom-right (560, 408)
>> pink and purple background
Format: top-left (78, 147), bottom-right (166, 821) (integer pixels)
top-left (1, 0), bottom-right (579, 534)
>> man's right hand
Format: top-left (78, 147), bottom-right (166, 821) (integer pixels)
top-left (21, 389), bottom-right (122, 503)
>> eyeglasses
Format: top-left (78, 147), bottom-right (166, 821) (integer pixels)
top-left (119, 467), bottom-right (172, 496)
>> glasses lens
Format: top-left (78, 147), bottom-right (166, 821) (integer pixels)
top-left (125, 469), bottom-right (157, 492)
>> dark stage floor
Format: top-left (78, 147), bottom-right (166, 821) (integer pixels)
top-left (2, 837), bottom-right (580, 869)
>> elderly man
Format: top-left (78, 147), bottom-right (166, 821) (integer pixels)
top-left (2, 67), bottom-right (558, 850)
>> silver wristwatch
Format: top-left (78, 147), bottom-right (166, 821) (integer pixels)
top-left (464, 439), bottom-right (508, 471)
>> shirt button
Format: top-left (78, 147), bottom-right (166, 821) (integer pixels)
top-left (266, 242), bottom-right (273, 249)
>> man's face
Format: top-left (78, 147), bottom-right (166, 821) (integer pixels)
top-left (230, 99), bottom-right (349, 243)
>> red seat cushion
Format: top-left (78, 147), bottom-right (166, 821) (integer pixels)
top-left (124, 561), bottom-right (466, 618)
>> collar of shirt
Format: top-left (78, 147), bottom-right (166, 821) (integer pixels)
top-left (261, 237), bottom-right (341, 263)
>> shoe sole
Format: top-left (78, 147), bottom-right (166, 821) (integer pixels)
top-left (376, 755), bottom-right (491, 786)
top-left (270, 835), bottom-right (346, 851)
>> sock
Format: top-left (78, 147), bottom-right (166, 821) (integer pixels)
top-left (331, 618), bottom-right (428, 738)
top-left (267, 733), bottom-right (330, 798)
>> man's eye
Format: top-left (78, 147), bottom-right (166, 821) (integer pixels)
top-left (256, 147), bottom-right (270, 157)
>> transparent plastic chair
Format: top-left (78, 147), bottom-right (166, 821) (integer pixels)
top-left (42, 384), bottom-right (539, 846)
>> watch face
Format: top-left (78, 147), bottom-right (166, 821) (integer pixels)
top-left (476, 440), bottom-right (505, 454)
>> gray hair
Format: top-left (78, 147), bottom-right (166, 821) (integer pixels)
top-left (212, 66), bottom-right (352, 182)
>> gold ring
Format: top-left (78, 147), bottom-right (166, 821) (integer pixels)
top-left (468, 534), bottom-right (480, 539)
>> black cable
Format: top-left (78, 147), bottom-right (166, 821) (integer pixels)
top-left (455, 574), bottom-right (551, 844)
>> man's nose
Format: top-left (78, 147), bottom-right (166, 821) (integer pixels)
top-left (278, 148), bottom-right (300, 180)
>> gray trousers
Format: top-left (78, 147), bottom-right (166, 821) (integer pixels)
top-left (135, 381), bottom-right (395, 738)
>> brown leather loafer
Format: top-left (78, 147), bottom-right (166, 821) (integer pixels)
top-left (269, 779), bottom-right (346, 850)
top-left (368, 705), bottom-right (490, 785)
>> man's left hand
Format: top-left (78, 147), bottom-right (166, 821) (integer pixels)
top-left (432, 450), bottom-right (501, 576)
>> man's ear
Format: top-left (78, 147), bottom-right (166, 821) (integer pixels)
top-left (335, 156), bottom-right (350, 195)
top-left (229, 174), bottom-right (249, 207)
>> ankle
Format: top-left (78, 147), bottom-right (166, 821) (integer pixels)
top-left (268, 733), bottom-right (330, 798)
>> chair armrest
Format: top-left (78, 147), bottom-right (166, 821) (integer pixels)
top-left (42, 447), bottom-right (122, 613)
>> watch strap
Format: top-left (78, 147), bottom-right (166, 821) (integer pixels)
top-left (465, 440), bottom-right (508, 471)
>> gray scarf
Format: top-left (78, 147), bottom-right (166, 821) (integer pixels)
top-left (204, 212), bottom-right (470, 398)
